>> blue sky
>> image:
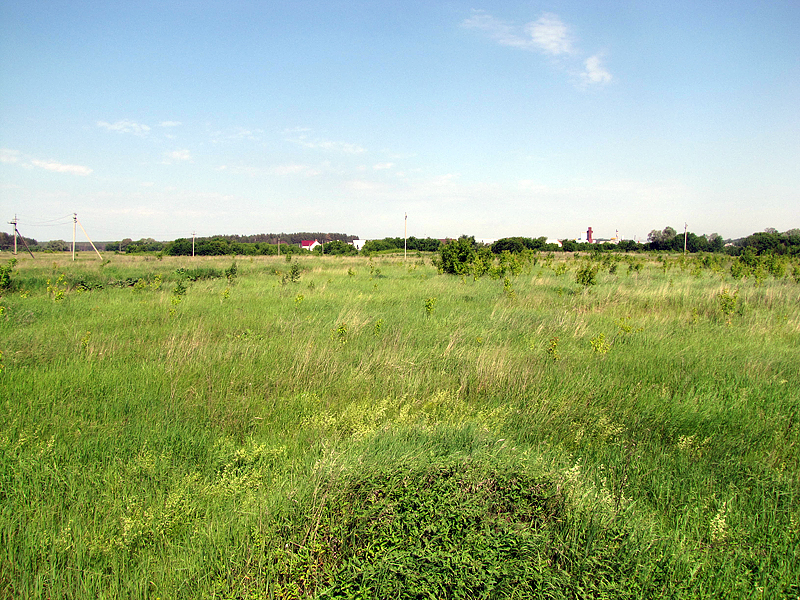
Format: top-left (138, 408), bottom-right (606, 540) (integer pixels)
top-left (1, 1), bottom-right (798, 243)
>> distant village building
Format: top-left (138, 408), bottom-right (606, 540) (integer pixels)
top-left (352, 239), bottom-right (367, 251)
top-left (300, 239), bottom-right (321, 251)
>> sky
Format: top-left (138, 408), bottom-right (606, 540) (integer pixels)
top-left (1, 1), bottom-right (798, 243)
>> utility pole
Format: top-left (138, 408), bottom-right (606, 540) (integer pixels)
top-left (74, 215), bottom-right (103, 260)
top-left (404, 212), bottom-right (407, 262)
top-left (684, 222), bottom-right (688, 256)
top-left (192, 231), bottom-right (196, 257)
top-left (8, 216), bottom-right (34, 258)
top-left (9, 215), bottom-right (17, 255)
top-left (72, 213), bottom-right (77, 261)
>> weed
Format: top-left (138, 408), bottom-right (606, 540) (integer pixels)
top-left (80, 331), bottom-right (91, 353)
top-left (287, 262), bottom-right (301, 283)
top-left (709, 501), bottom-right (729, 546)
top-left (172, 280), bottom-right (187, 296)
top-left (718, 288), bottom-right (738, 325)
top-left (46, 274), bottom-right (67, 301)
top-left (333, 322), bottom-right (348, 344)
top-left (373, 319), bottom-right (384, 336)
top-left (503, 277), bottom-right (516, 299)
top-left (424, 296), bottom-right (437, 317)
top-left (225, 260), bottom-right (238, 282)
top-left (590, 333), bottom-right (610, 355)
top-left (294, 293), bottom-right (304, 307)
top-left (546, 337), bottom-right (560, 362)
top-left (221, 287), bottom-right (231, 300)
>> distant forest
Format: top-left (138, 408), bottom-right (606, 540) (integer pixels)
top-left (1, 227), bottom-right (799, 257)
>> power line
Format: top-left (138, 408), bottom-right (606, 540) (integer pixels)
top-left (17, 214), bottom-right (74, 226)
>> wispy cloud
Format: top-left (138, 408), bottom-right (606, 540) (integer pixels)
top-left (170, 149), bottom-right (192, 161)
top-left (462, 10), bottom-right (573, 54)
top-left (272, 163), bottom-right (322, 177)
top-left (463, 10), bottom-right (611, 87)
top-left (209, 127), bottom-right (263, 143)
top-left (373, 162), bottom-right (395, 170)
top-left (162, 149), bottom-right (192, 164)
top-left (31, 159), bottom-right (93, 175)
top-left (2, 148), bottom-right (92, 174)
top-left (159, 121), bottom-right (182, 127)
top-left (0, 148), bottom-right (21, 164)
top-left (284, 128), bottom-right (365, 154)
top-left (97, 119), bottom-right (151, 136)
top-left (231, 127), bottom-right (261, 140)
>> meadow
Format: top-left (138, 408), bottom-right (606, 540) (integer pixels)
top-left (0, 250), bottom-right (798, 599)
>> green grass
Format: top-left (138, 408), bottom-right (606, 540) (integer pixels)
top-left (0, 251), bottom-right (798, 599)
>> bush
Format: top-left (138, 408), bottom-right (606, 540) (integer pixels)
top-left (0, 258), bottom-right (17, 290)
top-left (436, 236), bottom-right (476, 275)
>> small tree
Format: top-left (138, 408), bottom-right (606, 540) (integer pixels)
top-left (575, 263), bottom-right (599, 287)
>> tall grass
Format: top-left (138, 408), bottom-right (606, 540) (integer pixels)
top-left (0, 251), bottom-right (798, 598)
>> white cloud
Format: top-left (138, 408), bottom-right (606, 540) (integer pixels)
top-left (97, 120), bottom-right (151, 136)
top-left (373, 162), bottom-right (395, 170)
top-left (527, 13), bottom-right (574, 55)
top-left (31, 159), bottom-right (93, 175)
top-left (581, 55), bottom-right (612, 85)
top-left (159, 121), bottom-right (182, 127)
top-left (0, 148), bottom-right (21, 164)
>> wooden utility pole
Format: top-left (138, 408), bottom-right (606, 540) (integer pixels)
top-left (192, 232), bottom-right (196, 257)
top-left (684, 222), bottom-right (688, 256)
top-left (9, 216), bottom-right (17, 255)
top-left (73, 215), bottom-right (103, 260)
top-left (404, 213), bottom-right (407, 262)
top-left (8, 216), bottom-right (34, 258)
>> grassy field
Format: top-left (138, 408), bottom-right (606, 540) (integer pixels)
top-left (0, 250), bottom-right (798, 599)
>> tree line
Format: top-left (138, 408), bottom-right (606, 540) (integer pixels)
top-left (3, 227), bottom-right (798, 258)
